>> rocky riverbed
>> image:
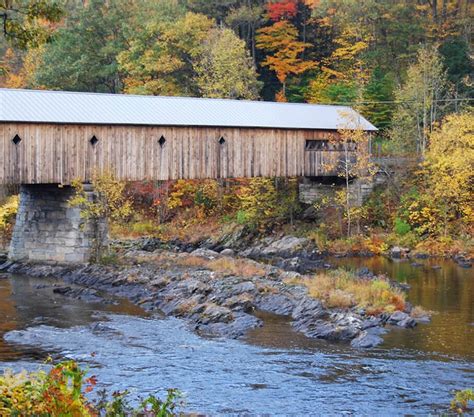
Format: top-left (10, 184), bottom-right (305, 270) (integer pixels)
top-left (0, 242), bottom-right (431, 349)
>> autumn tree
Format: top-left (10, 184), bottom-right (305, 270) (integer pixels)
top-left (69, 172), bottom-right (133, 262)
top-left (118, 12), bottom-right (213, 96)
top-left (0, 0), bottom-right (62, 49)
top-left (332, 111), bottom-right (375, 236)
top-left (195, 27), bottom-right (261, 99)
top-left (256, 20), bottom-right (314, 101)
top-left (423, 111), bottom-right (474, 235)
top-left (266, 0), bottom-right (298, 21)
top-left (390, 45), bottom-right (448, 155)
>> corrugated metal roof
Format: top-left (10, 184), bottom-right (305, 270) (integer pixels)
top-left (0, 88), bottom-right (377, 131)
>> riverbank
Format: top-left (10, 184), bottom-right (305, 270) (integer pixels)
top-left (1, 254), bottom-right (472, 416)
top-left (0, 244), bottom-right (431, 349)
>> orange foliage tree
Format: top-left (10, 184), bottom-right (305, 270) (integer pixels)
top-left (267, 0), bottom-right (298, 21)
top-left (256, 20), bottom-right (315, 101)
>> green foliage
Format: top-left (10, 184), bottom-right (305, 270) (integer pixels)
top-left (439, 37), bottom-right (473, 96)
top-left (361, 67), bottom-right (395, 131)
top-left (306, 73), bottom-right (358, 104)
top-left (0, 360), bottom-right (181, 416)
top-left (394, 217), bottom-right (411, 236)
top-left (451, 389), bottom-right (474, 414)
top-left (35, 0), bottom-right (127, 92)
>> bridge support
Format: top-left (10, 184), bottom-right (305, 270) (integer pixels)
top-left (299, 177), bottom-right (374, 206)
top-left (9, 185), bottom-right (105, 264)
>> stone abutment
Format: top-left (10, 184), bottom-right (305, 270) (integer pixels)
top-left (9, 185), bottom-right (106, 263)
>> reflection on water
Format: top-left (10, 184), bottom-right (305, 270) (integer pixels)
top-left (0, 274), bottom-right (145, 360)
top-left (0, 258), bottom-right (472, 416)
top-left (330, 257), bottom-right (474, 360)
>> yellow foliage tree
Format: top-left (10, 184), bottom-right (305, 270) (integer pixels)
top-left (69, 171), bottom-right (133, 261)
top-left (331, 111), bottom-right (375, 236)
top-left (256, 21), bottom-right (315, 101)
top-left (424, 111), bottom-right (474, 235)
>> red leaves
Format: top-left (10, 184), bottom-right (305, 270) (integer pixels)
top-left (267, 0), bottom-right (298, 21)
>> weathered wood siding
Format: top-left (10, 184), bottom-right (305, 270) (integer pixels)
top-left (0, 123), bottom-right (347, 185)
top-left (303, 151), bottom-right (357, 177)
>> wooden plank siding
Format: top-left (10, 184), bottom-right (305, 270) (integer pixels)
top-left (0, 123), bottom-right (349, 185)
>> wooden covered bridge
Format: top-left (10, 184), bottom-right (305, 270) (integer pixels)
top-left (0, 89), bottom-right (376, 263)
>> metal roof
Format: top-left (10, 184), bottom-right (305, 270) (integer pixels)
top-left (0, 88), bottom-right (377, 131)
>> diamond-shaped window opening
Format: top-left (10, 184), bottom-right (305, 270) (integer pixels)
top-left (219, 137), bottom-right (226, 145)
top-left (90, 135), bottom-right (99, 146)
top-left (12, 134), bottom-right (21, 145)
top-left (159, 136), bottom-right (166, 147)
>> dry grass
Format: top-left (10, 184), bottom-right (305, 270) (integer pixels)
top-left (138, 251), bottom-right (267, 279)
top-left (286, 269), bottom-right (406, 314)
top-left (207, 257), bottom-right (267, 278)
top-left (410, 305), bottom-right (432, 318)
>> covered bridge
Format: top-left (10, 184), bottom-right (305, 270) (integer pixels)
top-left (0, 89), bottom-right (376, 264)
top-left (0, 89), bottom-right (376, 185)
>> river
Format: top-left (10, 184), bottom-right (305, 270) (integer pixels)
top-left (0, 257), bottom-right (472, 416)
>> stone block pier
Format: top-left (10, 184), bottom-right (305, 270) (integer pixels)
top-left (9, 185), bottom-right (104, 263)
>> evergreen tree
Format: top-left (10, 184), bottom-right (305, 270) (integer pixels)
top-left (35, 0), bottom-right (127, 93)
top-left (362, 67), bottom-right (395, 132)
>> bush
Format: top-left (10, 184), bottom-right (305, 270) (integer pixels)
top-left (0, 360), bottom-right (181, 416)
top-left (0, 195), bottom-right (19, 246)
top-left (394, 217), bottom-right (411, 236)
top-left (451, 389), bottom-right (474, 414)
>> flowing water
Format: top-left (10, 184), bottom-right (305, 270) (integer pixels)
top-left (0, 257), bottom-right (472, 416)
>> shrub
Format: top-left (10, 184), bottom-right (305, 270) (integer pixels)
top-left (451, 389), bottom-right (474, 414)
top-left (0, 360), bottom-right (181, 416)
top-left (394, 217), bottom-right (411, 236)
top-left (0, 195), bottom-right (19, 245)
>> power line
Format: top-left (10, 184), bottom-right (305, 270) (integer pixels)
top-left (323, 97), bottom-right (474, 106)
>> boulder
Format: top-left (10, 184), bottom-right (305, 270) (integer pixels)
top-left (397, 317), bottom-right (417, 328)
top-left (199, 304), bottom-right (234, 324)
top-left (390, 246), bottom-right (402, 259)
top-left (256, 293), bottom-right (295, 315)
top-left (220, 248), bottom-right (235, 256)
top-left (350, 331), bottom-right (383, 348)
top-left (261, 236), bottom-right (310, 257)
top-left (388, 311), bottom-right (409, 324)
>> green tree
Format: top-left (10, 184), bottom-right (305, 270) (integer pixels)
top-left (34, 0), bottom-right (127, 92)
top-left (361, 67), bottom-right (395, 131)
top-left (306, 73), bottom-right (357, 104)
top-left (439, 37), bottom-right (473, 100)
top-left (195, 27), bottom-right (261, 99)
